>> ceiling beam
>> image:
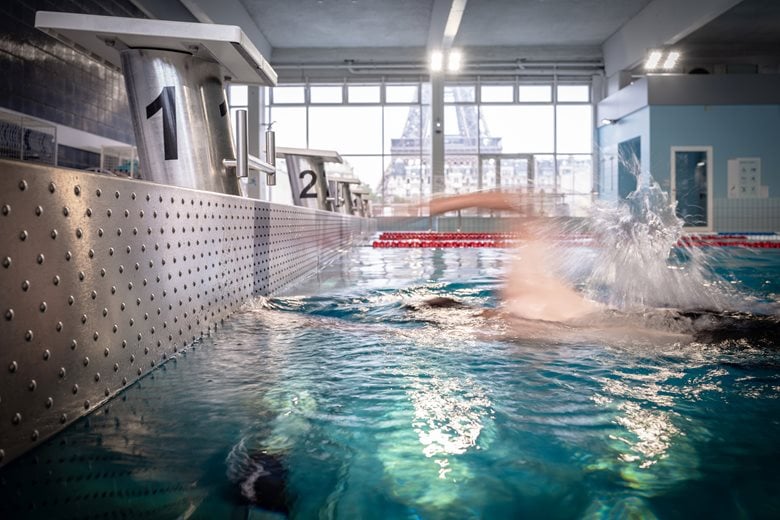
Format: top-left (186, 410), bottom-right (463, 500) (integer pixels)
top-left (602, 0), bottom-right (744, 79)
top-left (128, 0), bottom-right (198, 22)
top-left (428, 0), bottom-right (468, 50)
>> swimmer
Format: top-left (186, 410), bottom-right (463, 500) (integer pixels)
top-left (430, 190), bottom-right (603, 322)
top-left (425, 190), bottom-right (780, 345)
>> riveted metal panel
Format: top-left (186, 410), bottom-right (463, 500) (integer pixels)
top-left (0, 159), bottom-right (375, 467)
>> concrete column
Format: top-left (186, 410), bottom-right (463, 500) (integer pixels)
top-left (430, 72), bottom-right (445, 194)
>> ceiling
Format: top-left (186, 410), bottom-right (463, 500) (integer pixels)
top-left (133, 0), bottom-right (780, 82)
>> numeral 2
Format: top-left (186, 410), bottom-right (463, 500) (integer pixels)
top-left (300, 170), bottom-right (317, 198)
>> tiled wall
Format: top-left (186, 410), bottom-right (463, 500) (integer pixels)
top-left (715, 198), bottom-right (780, 233)
top-left (57, 144), bottom-right (101, 170)
top-left (0, 0), bottom-right (144, 145)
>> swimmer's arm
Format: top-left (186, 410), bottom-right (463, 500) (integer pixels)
top-left (429, 191), bottom-right (520, 215)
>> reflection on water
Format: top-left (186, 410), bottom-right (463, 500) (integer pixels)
top-left (1, 248), bottom-right (779, 519)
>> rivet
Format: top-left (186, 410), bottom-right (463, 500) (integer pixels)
top-left (91, 290), bottom-right (97, 300)
top-left (31, 429), bottom-right (39, 441)
top-left (128, 282), bottom-right (134, 290)
top-left (96, 188), bottom-right (102, 197)
top-left (1, 204), bottom-right (10, 215)
top-left (137, 367), bottom-right (142, 375)
top-left (121, 303), bottom-right (126, 311)
top-left (98, 228), bottom-right (104, 237)
top-left (65, 251), bottom-right (72, 261)
top-left (74, 185), bottom-right (81, 196)
top-left (94, 373), bottom-right (100, 382)
top-left (45, 397), bottom-right (53, 408)
top-left (25, 330), bottom-right (33, 341)
top-left (2, 257), bottom-right (10, 268)
top-left (144, 346), bottom-right (149, 354)
top-left (56, 321), bottom-right (62, 331)
top-left (84, 400), bottom-right (90, 409)
top-left (49, 181), bottom-right (56, 193)
top-left (76, 228), bottom-right (82, 238)
top-left (112, 324), bottom-right (117, 332)
top-left (113, 363), bottom-right (119, 372)
top-left (122, 377), bottom-right (127, 385)
top-left (5, 309), bottom-right (14, 321)
top-left (72, 384), bottom-right (79, 394)
top-left (68, 295), bottom-right (75, 305)
top-left (107, 209), bottom-right (113, 217)
top-left (129, 318), bottom-right (134, 326)
top-left (88, 249), bottom-right (94, 258)
top-left (19, 230), bottom-right (28, 241)
top-left (126, 210), bottom-right (130, 218)
top-left (132, 193), bottom-right (136, 200)
top-left (53, 275), bottom-right (60, 286)
top-left (140, 210), bottom-right (144, 217)
top-left (39, 302), bottom-right (47, 313)
top-left (28, 380), bottom-right (36, 391)
top-left (115, 191), bottom-right (120, 199)
top-left (9, 361), bottom-right (18, 373)
top-left (136, 298), bottom-right (141, 306)
top-left (135, 263), bottom-right (140, 270)
top-left (151, 359), bottom-right (156, 367)
top-left (83, 357), bottom-right (90, 366)
top-left (43, 349), bottom-right (50, 360)
top-left (104, 388), bottom-right (110, 397)
top-left (111, 286), bottom-right (116, 294)
top-left (86, 208), bottom-right (92, 217)
top-left (100, 268), bottom-right (106, 277)
top-left (60, 414), bottom-right (67, 424)
top-left (12, 412), bottom-right (22, 425)
top-left (78, 271), bottom-right (85, 281)
top-left (71, 339), bottom-right (77, 350)
top-left (130, 355), bottom-right (135, 363)
top-left (35, 205), bottom-right (43, 216)
top-left (51, 229), bottom-right (58, 239)
top-left (119, 265), bottom-right (124, 273)
top-left (21, 280), bottom-right (30, 291)
top-left (59, 367), bottom-right (66, 378)
top-left (81, 314), bottom-right (87, 324)
top-left (92, 332), bottom-right (99, 341)
top-left (18, 180), bottom-right (27, 191)
top-left (109, 247), bottom-right (114, 256)
top-left (122, 340), bottom-right (127, 348)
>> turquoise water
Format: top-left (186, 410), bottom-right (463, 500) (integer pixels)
top-left (1, 247), bottom-right (780, 519)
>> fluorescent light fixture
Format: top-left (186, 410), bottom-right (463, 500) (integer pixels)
top-left (600, 118), bottom-right (616, 126)
top-left (662, 51), bottom-right (680, 70)
top-left (644, 50), bottom-right (663, 70)
top-left (430, 50), bottom-right (443, 72)
top-left (447, 49), bottom-right (462, 72)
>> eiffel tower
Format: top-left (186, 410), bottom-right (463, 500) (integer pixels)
top-left (383, 87), bottom-right (502, 205)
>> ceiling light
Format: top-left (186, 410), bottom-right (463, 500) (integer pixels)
top-left (662, 51), bottom-right (680, 70)
top-left (430, 50), bottom-right (443, 72)
top-left (600, 118), bottom-right (617, 126)
top-left (644, 50), bottom-right (663, 70)
top-left (447, 50), bottom-right (462, 72)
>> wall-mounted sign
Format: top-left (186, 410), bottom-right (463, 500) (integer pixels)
top-left (727, 157), bottom-right (768, 198)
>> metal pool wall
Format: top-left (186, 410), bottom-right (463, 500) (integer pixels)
top-left (0, 159), bottom-right (376, 467)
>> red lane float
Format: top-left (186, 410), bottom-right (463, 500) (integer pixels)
top-left (373, 232), bottom-right (780, 249)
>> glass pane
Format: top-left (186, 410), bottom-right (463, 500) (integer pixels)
top-left (444, 105), bottom-right (479, 154)
top-left (556, 105), bottom-right (593, 153)
top-left (480, 105), bottom-right (554, 154)
top-left (269, 106), bottom-right (307, 148)
top-left (674, 150), bottom-right (709, 227)
top-left (557, 85), bottom-right (590, 102)
top-left (385, 106), bottom-right (421, 156)
top-left (499, 158), bottom-right (530, 190)
top-left (228, 85), bottom-right (248, 106)
top-left (444, 85), bottom-right (476, 102)
top-left (533, 155), bottom-right (556, 192)
top-left (309, 106), bottom-right (382, 154)
top-left (557, 155), bottom-right (593, 217)
top-left (481, 158), bottom-right (497, 190)
top-left (347, 85), bottom-right (380, 103)
top-left (384, 155), bottom-right (427, 207)
top-left (310, 85), bottom-right (343, 103)
top-left (445, 155), bottom-right (479, 194)
top-left (481, 85), bottom-right (513, 103)
top-left (386, 85), bottom-right (418, 103)
top-left (272, 86), bottom-right (305, 104)
top-left (518, 85), bottom-right (551, 102)
top-left (341, 155), bottom-right (384, 197)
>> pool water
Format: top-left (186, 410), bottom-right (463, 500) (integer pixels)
top-left (1, 247), bottom-right (779, 519)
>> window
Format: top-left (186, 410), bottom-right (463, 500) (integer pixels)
top-left (480, 85), bottom-right (514, 103)
top-left (386, 85), bottom-right (419, 103)
top-left (272, 86), bottom-right (305, 104)
top-left (518, 85), bottom-right (551, 102)
top-left (557, 85), bottom-right (589, 102)
top-left (308, 106), bottom-right (382, 154)
top-left (309, 85), bottom-right (343, 104)
top-left (228, 85), bottom-right (248, 106)
top-left (444, 84), bottom-right (476, 103)
top-left (348, 85), bottom-right (380, 103)
top-left (556, 105), bottom-right (592, 153)
top-left (480, 105), bottom-right (555, 154)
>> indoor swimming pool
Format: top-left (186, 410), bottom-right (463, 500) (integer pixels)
top-left (1, 245), bottom-right (779, 519)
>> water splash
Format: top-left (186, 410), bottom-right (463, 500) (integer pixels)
top-left (563, 180), bottom-right (735, 312)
